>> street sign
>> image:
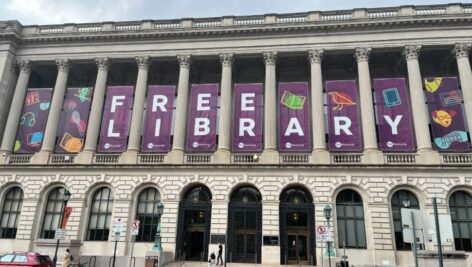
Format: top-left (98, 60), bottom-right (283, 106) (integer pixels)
top-left (316, 225), bottom-right (326, 234)
top-left (131, 220), bottom-right (140, 236)
top-left (325, 231), bottom-right (334, 242)
top-left (54, 229), bottom-right (67, 240)
top-left (113, 218), bottom-right (124, 234)
top-left (317, 233), bottom-right (326, 241)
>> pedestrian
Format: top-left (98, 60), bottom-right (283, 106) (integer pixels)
top-left (216, 243), bottom-right (223, 265)
top-left (63, 249), bottom-right (71, 267)
top-left (208, 251), bottom-right (216, 267)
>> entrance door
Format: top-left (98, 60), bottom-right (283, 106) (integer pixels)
top-left (185, 230), bottom-right (204, 260)
top-left (287, 234), bottom-right (309, 264)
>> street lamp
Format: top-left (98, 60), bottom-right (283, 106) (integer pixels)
top-left (53, 189), bottom-right (71, 267)
top-left (324, 205), bottom-right (332, 267)
top-left (153, 200), bottom-right (164, 252)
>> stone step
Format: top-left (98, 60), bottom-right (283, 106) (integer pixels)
top-left (163, 262), bottom-right (315, 267)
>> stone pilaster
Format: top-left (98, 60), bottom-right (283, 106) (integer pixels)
top-left (166, 55), bottom-right (191, 164)
top-left (121, 56), bottom-right (150, 164)
top-left (76, 58), bottom-right (110, 164)
top-left (404, 45), bottom-right (440, 164)
top-left (214, 53), bottom-right (233, 164)
top-left (309, 49), bottom-right (330, 164)
top-left (261, 51), bottom-right (279, 164)
top-left (453, 43), bottom-right (472, 139)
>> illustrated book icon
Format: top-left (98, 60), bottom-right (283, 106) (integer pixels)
top-left (281, 91), bottom-right (306, 109)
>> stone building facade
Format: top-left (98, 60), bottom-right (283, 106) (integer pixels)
top-left (0, 3), bottom-right (472, 267)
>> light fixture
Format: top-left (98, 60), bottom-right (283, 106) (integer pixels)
top-left (402, 198), bottom-right (411, 208)
top-left (156, 200), bottom-right (164, 215)
top-left (64, 190), bottom-right (71, 202)
top-left (324, 204), bottom-right (332, 220)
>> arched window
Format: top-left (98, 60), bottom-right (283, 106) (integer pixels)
top-left (391, 190), bottom-right (419, 250)
top-left (185, 186), bottom-right (211, 203)
top-left (136, 188), bottom-right (160, 242)
top-left (0, 187), bottom-right (23, 239)
top-left (87, 187), bottom-right (114, 241)
top-left (449, 191), bottom-right (472, 251)
top-left (41, 187), bottom-right (66, 239)
top-left (336, 189), bottom-right (366, 249)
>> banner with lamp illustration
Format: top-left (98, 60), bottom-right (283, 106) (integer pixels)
top-left (424, 77), bottom-right (470, 152)
top-left (55, 87), bottom-right (93, 153)
top-left (14, 88), bottom-right (53, 154)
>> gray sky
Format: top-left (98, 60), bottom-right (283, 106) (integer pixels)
top-left (1, 0), bottom-right (471, 25)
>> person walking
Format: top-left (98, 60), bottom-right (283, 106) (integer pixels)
top-left (63, 249), bottom-right (71, 267)
top-left (208, 251), bottom-right (216, 267)
top-left (216, 243), bottom-right (223, 265)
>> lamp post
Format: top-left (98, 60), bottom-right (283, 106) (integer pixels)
top-left (53, 189), bottom-right (71, 267)
top-left (153, 200), bottom-right (164, 252)
top-left (323, 205), bottom-right (332, 267)
top-left (402, 197), bottom-right (419, 267)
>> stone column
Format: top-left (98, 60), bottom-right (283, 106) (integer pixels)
top-left (32, 59), bottom-right (71, 164)
top-left (214, 53), bottom-right (233, 164)
top-left (120, 56), bottom-right (150, 164)
top-left (309, 49), bottom-right (330, 164)
top-left (404, 45), bottom-right (440, 164)
top-left (75, 58), bottom-right (110, 164)
top-left (355, 48), bottom-right (383, 164)
top-left (166, 55), bottom-right (191, 164)
top-left (261, 51), bottom-right (279, 164)
top-left (454, 43), bottom-right (472, 138)
top-left (0, 60), bottom-right (32, 161)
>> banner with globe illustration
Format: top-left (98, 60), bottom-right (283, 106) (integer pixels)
top-left (55, 87), bottom-right (93, 153)
top-left (373, 78), bottom-right (415, 152)
top-left (14, 88), bottom-right (53, 153)
top-left (425, 77), bottom-right (470, 152)
top-left (278, 82), bottom-right (311, 152)
top-left (326, 80), bottom-right (362, 152)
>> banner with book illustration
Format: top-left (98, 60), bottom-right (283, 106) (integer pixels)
top-left (14, 88), bottom-right (53, 154)
top-left (373, 78), bottom-right (415, 152)
top-left (278, 82), bottom-right (311, 152)
top-left (97, 86), bottom-right (134, 153)
top-left (186, 84), bottom-right (219, 152)
top-left (425, 77), bottom-right (470, 152)
top-left (326, 80), bottom-right (362, 152)
top-left (55, 87), bottom-right (93, 153)
top-left (141, 85), bottom-right (176, 153)
top-left (232, 83), bottom-right (263, 152)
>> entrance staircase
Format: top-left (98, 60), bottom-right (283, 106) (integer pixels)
top-left (163, 262), bottom-right (314, 267)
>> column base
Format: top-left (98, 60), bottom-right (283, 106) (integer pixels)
top-left (362, 149), bottom-right (384, 164)
top-left (75, 150), bottom-right (93, 164)
top-left (119, 150), bottom-right (138, 164)
top-left (213, 149), bottom-right (230, 164)
top-left (311, 149), bottom-right (330, 164)
top-left (30, 151), bottom-right (50, 164)
top-left (166, 149), bottom-right (184, 164)
top-left (260, 149), bottom-right (279, 164)
top-left (417, 149), bottom-right (441, 165)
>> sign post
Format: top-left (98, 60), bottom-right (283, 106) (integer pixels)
top-left (112, 219), bottom-right (124, 267)
top-left (316, 226), bottom-right (326, 267)
top-left (129, 220), bottom-right (140, 267)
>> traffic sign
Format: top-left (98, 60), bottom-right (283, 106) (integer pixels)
top-left (54, 229), bottom-right (67, 240)
top-left (113, 218), bottom-right (124, 234)
top-left (316, 225), bottom-right (326, 234)
top-left (131, 220), bottom-right (140, 236)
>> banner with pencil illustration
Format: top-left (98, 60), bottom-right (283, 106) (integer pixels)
top-left (55, 87), bottom-right (93, 153)
top-left (14, 88), bottom-right (53, 154)
top-left (425, 77), bottom-right (470, 152)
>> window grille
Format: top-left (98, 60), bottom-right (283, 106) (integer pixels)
top-left (0, 187), bottom-right (23, 239)
top-left (449, 191), bottom-right (472, 251)
top-left (87, 187), bottom-right (114, 241)
top-left (336, 189), bottom-right (367, 248)
top-left (40, 187), bottom-right (66, 239)
top-left (135, 188), bottom-right (160, 242)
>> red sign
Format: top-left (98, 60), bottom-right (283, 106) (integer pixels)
top-left (316, 225), bottom-right (326, 234)
top-left (61, 207), bottom-right (73, 229)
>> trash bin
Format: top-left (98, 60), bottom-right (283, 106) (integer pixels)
top-left (145, 256), bottom-right (159, 267)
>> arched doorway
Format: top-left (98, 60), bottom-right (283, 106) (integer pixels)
top-left (176, 185), bottom-right (212, 261)
top-left (280, 186), bottom-right (315, 265)
top-left (227, 186), bottom-right (262, 263)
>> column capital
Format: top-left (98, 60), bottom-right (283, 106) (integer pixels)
top-left (404, 45), bottom-right (421, 61)
top-left (135, 56), bottom-right (150, 70)
top-left (95, 57), bottom-right (110, 71)
top-left (177, 54), bottom-right (192, 68)
top-left (453, 43), bottom-right (471, 59)
top-left (263, 51), bottom-right (277, 65)
top-left (16, 60), bottom-right (32, 74)
top-left (55, 58), bottom-right (71, 72)
top-left (219, 53), bottom-right (234, 67)
top-left (355, 47), bottom-right (371, 62)
top-left (308, 49), bottom-right (324, 64)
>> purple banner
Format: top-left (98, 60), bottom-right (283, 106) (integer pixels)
top-left (326, 80), bottom-right (362, 152)
top-left (141, 85), bottom-right (176, 153)
top-left (425, 77), bottom-right (470, 152)
top-left (14, 88), bottom-right (53, 153)
top-left (278, 82), bottom-right (311, 152)
top-left (232, 83), bottom-right (263, 152)
top-left (186, 84), bottom-right (219, 152)
top-left (97, 86), bottom-right (134, 153)
top-left (373, 78), bottom-right (415, 152)
top-left (55, 87), bottom-right (94, 153)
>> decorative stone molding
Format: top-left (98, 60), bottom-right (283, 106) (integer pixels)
top-left (355, 47), bottom-right (371, 62)
top-left (55, 58), bottom-right (71, 72)
top-left (17, 60), bottom-right (31, 74)
top-left (135, 56), bottom-right (150, 70)
top-left (95, 57), bottom-right (110, 71)
top-left (308, 49), bottom-right (324, 64)
top-left (263, 51), bottom-right (277, 65)
top-left (219, 53), bottom-right (234, 67)
top-left (177, 54), bottom-right (192, 68)
top-left (404, 45), bottom-right (421, 61)
top-left (453, 43), bottom-right (471, 58)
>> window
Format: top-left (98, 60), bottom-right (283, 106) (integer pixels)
top-left (449, 191), bottom-right (472, 251)
top-left (0, 187), bottom-right (23, 239)
top-left (87, 187), bottom-right (114, 241)
top-left (13, 255), bottom-right (28, 262)
top-left (336, 189), bottom-right (367, 248)
top-left (391, 190), bottom-right (419, 250)
top-left (0, 254), bottom-right (14, 262)
top-left (41, 187), bottom-right (66, 239)
top-left (135, 188), bottom-right (160, 242)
